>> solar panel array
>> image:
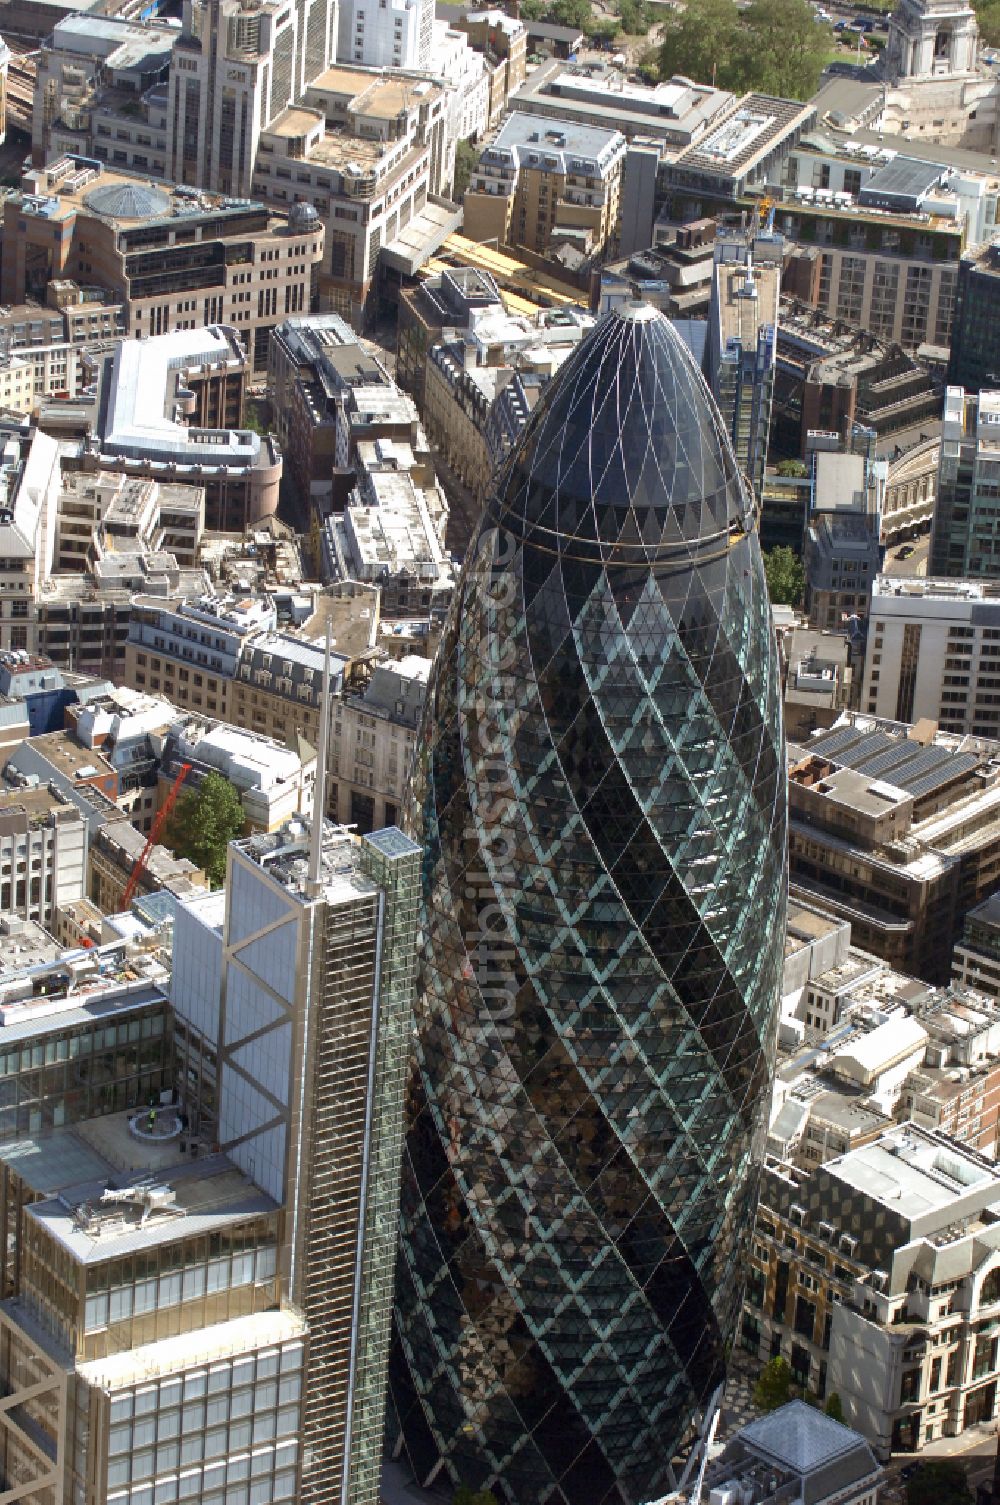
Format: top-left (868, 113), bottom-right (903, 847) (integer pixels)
top-left (808, 725), bottom-right (982, 801)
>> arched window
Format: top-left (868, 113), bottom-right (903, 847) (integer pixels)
top-left (934, 28), bottom-right (950, 59)
top-left (981, 1267), bottom-right (1000, 1306)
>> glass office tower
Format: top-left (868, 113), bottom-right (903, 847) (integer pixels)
top-left (391, 303), bottom-right (787, 1505)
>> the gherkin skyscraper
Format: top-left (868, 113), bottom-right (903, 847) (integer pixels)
top-left (391, 303), bottom-right (787, 1505)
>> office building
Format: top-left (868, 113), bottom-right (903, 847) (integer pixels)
top-left (773, 303), bottom-right (943, 464)
top-left (126, 594), bottom-right (276, 720)
top-left (171, 817), bottom-right (420, 1504)
top-left (159, 715), bottom-right (316, 833)
top-left (451, 10), bottom-right (526, 128)
top-left (513, 59), bottom-right (731, 149)
top-left (745, 1125), bottom-right (1000, 1456)
top-left (0, 936), bottom-right (172, 1141)
top-left (267, 314), bottom-right (391, 505)
top-left (78, 327), bottom-right (282, 531)
top-left (252, 68), bottom-right (455, 326)
top-left (599, 220), bottom-right (720, 322)
top-left (463, 112), bottom-right (626, 266)
top-left (704, 226), bottom-right (781, 501)
top-left (862, 576), bottom-right (1000, 734)
top-left (664, 94), bottom-right (816, 221)
top-left (328, 655), bottom-right (427, 831)
top-left (789, 714), bottom-right (1000, 980)
top-left (949, 240), bottom-right (1000, 394)
top-left (0, 782), bottom-right (87, 928)
top-left (337, 0), bottom-right (433, 69)
top-left (323, 434), bottom-right (454, 616)
top-left (804, 512), bottom-right (881, 630)
top-left (930, 386), bottom-right (1000, 577)
top-left (3, 157), bottom-right (323, 376)
top-left (167, 0), bottom-right (337, 196)
top-left (391, 306), bottom-right (787, 1502)
top-left (421, 300), bottom-right (593, 510)
top-left (954, 892), bottom-right (1000, 1002)
top-left (32, 14), bottom-right (174, 169)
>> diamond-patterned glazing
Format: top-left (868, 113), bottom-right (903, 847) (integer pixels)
top-left (390, 304), bottom-right (787, 1505)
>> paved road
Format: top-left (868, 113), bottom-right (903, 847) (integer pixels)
top-left (882, 535), bottom-right (930, 579)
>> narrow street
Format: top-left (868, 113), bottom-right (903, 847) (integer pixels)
top-left (431, 446), bottom-right (484, 563)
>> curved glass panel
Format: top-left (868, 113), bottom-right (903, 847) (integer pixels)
top-left (391, 304), bottom-right (788, 1505)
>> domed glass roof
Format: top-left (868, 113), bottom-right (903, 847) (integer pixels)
top-left (85, 182), bottom-right (171, 220)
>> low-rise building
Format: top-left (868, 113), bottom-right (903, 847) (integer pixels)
top-left (0, 781), bottom-right (87, 927)
top-left (745, 1125), bottom-right (1000, 1456)
top-left (930, 385), bottom-right (1000, 578)
top-left (783, 628), bottom-right (853, 743)
top-left (862, 576), bottom-right (1000, 735)
top-left (89, 817), bottom-right (206, 915)
top-left (789, 713), bottom-right (1000, 981)
top-left (463, 111), bottom-right (626, 266)
top-left (160, 716), bottom-right (316, 834)
top-left (953, 892), bottom-right (1000, 1002)
top-left (70, 326), bottom-right (281, 532)
top-left (3, 157), bottom-right (324, 378)
top-left (689, 1403), bottom-right (882, 1505)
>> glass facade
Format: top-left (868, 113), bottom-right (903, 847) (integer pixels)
top-left (391, 304), bottom-right (787, 1505)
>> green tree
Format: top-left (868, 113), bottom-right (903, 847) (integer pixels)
top-left (164, 770), bottom-right (245, 888)
top-left (657, 0), bottom-right (829, 97)
top-left (453, 1489), bottom-right (499, 1505)
top-left (764, 546), bottom-right (805, 607)
top-left (636, 42), bottom-right (661, 80)
top-left (776, 458), bottom-right (807, 477)
top-left (905, 1460), bottom-right (974, 1505)
top-left (753, 1356), bottom-right (793, 1412)
top-left (735, 0), bottom-right (831, 99)
top-left (549, 0), bottom-right (591, 29)
top-left (519, 0), bottom-right (545, 16)
top-left (616, 0), bottom-right (651, 35)
top-left (658, 0), bottom-right (742, 85)
top-left (975, 0), bottom-right (1000, 47)
top-left (453, 139), bottom-right (479, 202)
top-left (824, 1392), bottom-right (845, 1422)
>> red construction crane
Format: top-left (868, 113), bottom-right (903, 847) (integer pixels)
top-left (121, 762), bottom-right (192, 911)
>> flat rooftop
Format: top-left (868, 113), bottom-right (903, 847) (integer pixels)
top-left (25, 1126), bottom-right (278, 1264)
top-left (22, 158), bottom-right (277, 232)
top-left (235, 819), bottom-right (418, 908)
top-left (17, 730), bottom-right (115, 784)
top-left (671, 93), bottom-right (815, 179)
top-left (805, 720), bottom-right (986, 804)
top-left (308, 67), bottom-right (443, 118)
top-left (827, 1126), bottom-right (1000, 1220)
top-left (490, 110), bottom-right (625, 167)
